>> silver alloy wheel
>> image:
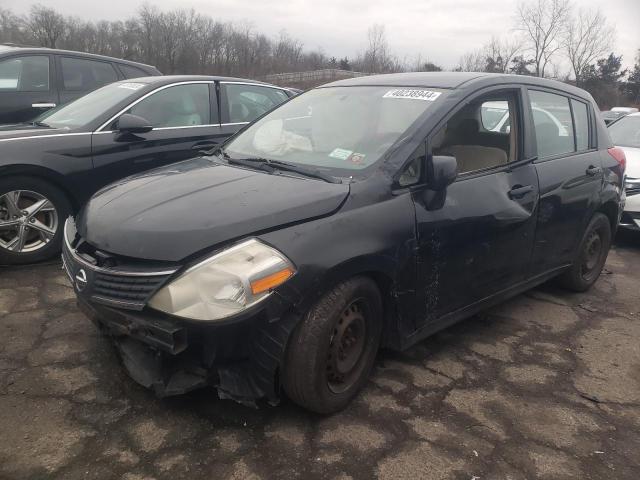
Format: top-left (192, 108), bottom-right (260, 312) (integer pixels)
top-left (0, 190), bottom-right (58, 253)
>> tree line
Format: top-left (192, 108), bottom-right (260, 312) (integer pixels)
top-left (0, 2), bottom-right (638, 107)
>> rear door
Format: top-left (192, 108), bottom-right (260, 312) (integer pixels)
top-left (56, 55), bottom-right (120, 107)
top-left (412, 86), bottom-right (539, 327)
top-left (0, 54), bottom-right (58, 124)
top-left (91, 81), bottom-right (227, 187)
top-left (529, 89), bottom-right (603, 274)
top-left (219, 82), bottom-right (291, 137)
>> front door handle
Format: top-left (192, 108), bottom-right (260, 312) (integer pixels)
top-left (586, 165), bottom-right (602, 176)
top-left (508, 184), bottom-right (534, 199)
top-left (32, 103), bottom-right (56, 108)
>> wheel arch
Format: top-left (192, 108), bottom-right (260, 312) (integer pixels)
top-left (597, 200), bottom-right (620, 234)
top-left (0, 164), bottom-right (79, 211)
top-left (300, 255), bottom-right (408, 351)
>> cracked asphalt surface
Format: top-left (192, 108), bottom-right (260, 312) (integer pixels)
top-left (1, 233), bottom-right (639, 480)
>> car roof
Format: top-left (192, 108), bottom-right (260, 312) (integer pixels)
top-left (0, 44), bottom-right (157, 70)
top-left (321, 72), bottom-right (592, 99)
top-left (116, 75), bottom-right (283, 88)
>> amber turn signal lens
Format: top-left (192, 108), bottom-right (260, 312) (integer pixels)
top-left (250, 267), bottom-right (294, 295)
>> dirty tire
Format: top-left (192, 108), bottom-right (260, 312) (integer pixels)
top-left (557, 212), bottom-right (611, 292)
top-left (283, 276), bottom-right (383, 414)
top-left (0, 176), bottom-right (71, 265)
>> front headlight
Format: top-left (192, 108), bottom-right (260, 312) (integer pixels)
top-left (148, 239), bottom-right (295, 321)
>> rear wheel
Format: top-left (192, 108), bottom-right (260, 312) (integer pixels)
top-left (557, 213), bottom-right (611, 292)
top-left (0, 177), bottom-right (71, 265)
top-left (283, 277), bottom-right (382, 414)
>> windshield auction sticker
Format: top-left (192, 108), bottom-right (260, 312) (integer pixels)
top-left (329, 148), bottom-right (353, 160)
top-left (383, 89), bottom-right (441, 101)
top-left (118, 83), bottom-right (145, 90)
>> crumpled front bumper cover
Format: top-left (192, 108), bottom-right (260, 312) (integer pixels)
top-left (77, 296), bottom-right (298, 405)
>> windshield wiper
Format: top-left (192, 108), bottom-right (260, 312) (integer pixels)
top-left (31, 121), bottom-right (51, 128)
top-left (224, 155), bottom-right (341, 184)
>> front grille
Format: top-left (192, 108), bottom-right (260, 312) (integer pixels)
top-left (63, 219), bottom-right (178, 310)
top-left (92, 271), bottom-right (171, 307)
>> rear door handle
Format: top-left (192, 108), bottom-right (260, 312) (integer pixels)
top-left (586, 165), bottom-right (602, 176)
top-left (32, 103), bottom-right (56, 108)
top-left (508, 184), bottom-right (534, 199)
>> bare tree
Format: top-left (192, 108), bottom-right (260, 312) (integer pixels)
top-left (455, 50), bottom-right (486, 72)
top-left (516, 0), bottom-right (571, 77)
top-left (565, 8), bottom-right (614, 85)
top-left (360, 24), bottom-right (392, 73)
top-left (484, 36), bottom-right (523, 73)
top-left (25, 4), bottom-right (66, 48)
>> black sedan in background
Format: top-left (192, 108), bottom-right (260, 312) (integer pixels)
top-left (0, 75), bottom-right (293, 265)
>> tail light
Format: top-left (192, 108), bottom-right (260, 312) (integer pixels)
top-left (608, 147), bottom-right (626, 172)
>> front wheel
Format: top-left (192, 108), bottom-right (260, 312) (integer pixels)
top-left (557, 212), bottom-right (612, 292)
top-left (283, 277), bottom-right (383, 414)
top-left (0, 177), bottom-right (71, 265)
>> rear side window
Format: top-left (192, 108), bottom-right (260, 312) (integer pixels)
top-left (571, 99), bottom-right (590, 151)
top-left (127, 84), bottom-right (212, 128)
top-left (61, 57), bottom-right (118, 91)
top-left (529, 90), bottom-right (575, 159)
top-left (119, 64), bottom-right (149, 79)
top-left (0, 56), bottom-right (49, 91)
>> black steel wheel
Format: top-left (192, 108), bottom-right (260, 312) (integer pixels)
top-left (283, 276), bottom-right (383, 414)
top-left (558, 212), bottom-right (611, 292)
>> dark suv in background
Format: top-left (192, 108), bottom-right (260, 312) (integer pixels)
top-left (0, 44), bottom-right (161, 123)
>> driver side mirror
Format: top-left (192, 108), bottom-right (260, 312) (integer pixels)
top-left (426, 155), bottom-right (458, 191)
top-left (116, 113), bottom-right (153, 134)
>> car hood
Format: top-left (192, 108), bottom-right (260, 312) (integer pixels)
top-left (619, 145), bottom-right (640, 178)
top-left (76, 157), bottom-right (350, 262)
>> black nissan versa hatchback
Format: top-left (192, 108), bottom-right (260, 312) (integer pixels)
top-left (64, 72), bottom-right (625, 413)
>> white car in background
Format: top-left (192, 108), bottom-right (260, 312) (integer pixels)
top-left (482, 101), bottom-right (568, 136)
top-left (608, 112), bottom-right (640, 230)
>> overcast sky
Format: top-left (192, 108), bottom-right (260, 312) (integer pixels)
top-left (4, 0), bottom-right (639, 71)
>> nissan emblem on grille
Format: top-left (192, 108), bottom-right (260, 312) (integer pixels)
top-left (75, 269), bottom-right (88, 292)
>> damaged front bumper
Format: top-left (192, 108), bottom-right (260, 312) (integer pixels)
top-left (62, 218), bottom-right (300, 405)
top-left (77, 296), bottom-right (298, 405)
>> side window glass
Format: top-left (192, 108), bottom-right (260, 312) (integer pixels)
top-left (119, 64), bottom-right (148, 79)
top-left (571, 99), bottom-right (590, 151)
top-left (529, 90), bottom-right (575, 158)
top-left (431, 92), bottom-right (518, 174)
top-left (398, 143), bottom-right (425, 187)
top-left (0, 56), bottom-right (49, 91)
top-left (61, 57), bottom-right (118, 91)
top-left (128, 84), bottom-right (210, 128)
top-left (480, 101), bottom-right (509, 132)
top-left (226, 84), bottom-right (289, 123)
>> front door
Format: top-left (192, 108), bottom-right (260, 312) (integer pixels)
top-left (412, 87), bottom-right (539, 327)
top-left (91, 82), bottom-right (227, 188)
top-left (0, 54), bottom-right (58, 124)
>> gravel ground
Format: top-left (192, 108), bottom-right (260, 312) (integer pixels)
top-left (0, 232), bottom-right (639, 480)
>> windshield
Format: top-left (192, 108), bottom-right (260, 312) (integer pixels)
top-left (36, 81), bottom-right (147, 129)
top-left (609, 115), bottom-right (640, 148)
top-left (224, 86), bottom-right (444, 176)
